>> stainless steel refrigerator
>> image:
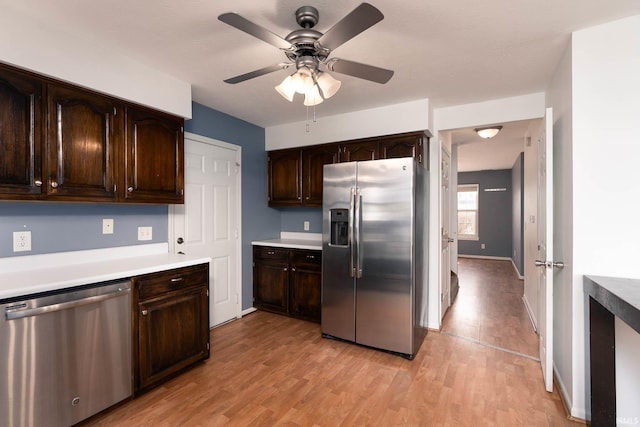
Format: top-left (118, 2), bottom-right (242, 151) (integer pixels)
top-left (321, 157), bottom-right (428, 359)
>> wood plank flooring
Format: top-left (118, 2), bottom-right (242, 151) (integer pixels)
top-left (442, 257), bottom-right (539, 358)
top-left (85, 290), bottom-right (580, 426)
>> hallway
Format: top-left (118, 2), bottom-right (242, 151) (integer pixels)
top-left (442, 257), bottom-right (539, 359)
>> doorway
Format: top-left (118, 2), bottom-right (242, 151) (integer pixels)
top-left (170, 133), bottom-right (242, 328)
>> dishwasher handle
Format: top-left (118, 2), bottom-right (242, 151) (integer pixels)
top-left (5, 287), bottom-right (130, 320)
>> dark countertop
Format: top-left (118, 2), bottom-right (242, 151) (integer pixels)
top-left (584, 275), bottom-right (640, 334)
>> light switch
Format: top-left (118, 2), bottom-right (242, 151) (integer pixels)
top-left (102, 218), bottom-right (114, 234)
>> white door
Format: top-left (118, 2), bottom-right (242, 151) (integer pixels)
top-left (536, 107), bottom-right (554, 392)
top-left (171, 133), bottom-right (242, 328)
top-left (440, 147), bottom-right (452, 320)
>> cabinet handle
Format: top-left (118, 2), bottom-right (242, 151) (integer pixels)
top-left (127, 186), bottom-right (134, 193)
top-left (34, 180), bottom-right (42, 187)
top-left (50, 181), bottom-right (58, 189)
top-left (141, 309), bottom-right (148, 316)
top-left (267, 251), bottom-right (275, 255)
top-left (307, 255), bottom-right (315, 259)
top-left (170, 277), bottom-right (184, 283)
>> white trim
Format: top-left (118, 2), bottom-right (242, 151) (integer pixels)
top-left (242, 307), bottom-right (257, 316)
top-left (170, 132), bottom-right (244, 321)
top-left (553, 365), bottom-right (586, 420)
top-left (458, 254), bottom-right (512, 261)
top-left (510, 258), bottom-right (525, 279)
top-left (522, 294), bottom-right (538, 332)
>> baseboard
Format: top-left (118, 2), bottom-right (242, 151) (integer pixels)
top-left (510, 258), bottom-right (525, 279)
top-left (554, 369), bottom-right (587, 424)
top-left (458, 254), bottom-right (512, 261)
top-left (242, 307), bottom-right (257, 317)
top-left (522, 294), bottom-right (538, 332)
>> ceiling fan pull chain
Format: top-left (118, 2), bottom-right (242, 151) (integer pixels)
top-left (306, 106), bottom-right (310, 133)
top-left (313, 105), bottom-right (317, 123)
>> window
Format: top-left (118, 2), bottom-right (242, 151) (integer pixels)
top-left (458, 184), bottom-right (479, 240)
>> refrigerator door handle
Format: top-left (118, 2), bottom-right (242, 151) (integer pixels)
top-left (354, 187), bottom-right (363, 278)
top-left (349, 187), bottom-right (356, 278)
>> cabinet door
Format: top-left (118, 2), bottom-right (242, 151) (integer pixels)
top-left (253, 258), bottom-right (289, 314)
top-left (339, 140), bottom-right (379, 162)
top-left (46, 84), bottom-right (118, 200)
top-left (380, 134), bottom-right (425, 164)
top-left (267, 149), bottom-right (302, 206)
top-left (136, 286), bottom-right (209, 392)
top-left (0, 66), bottom-right (44, 198)
top-left (124, 106), bottom-right (184, 203)
top-left (302, 144), bottom-right (338, 207)
top-left (289, 250), bottom-right (322, 322)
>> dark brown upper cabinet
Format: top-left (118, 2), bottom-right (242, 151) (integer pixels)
top-left (0, 65), bottom-right (44, 198)
top-left (339, 140), bottom-right (379, 162)
top-left (123, 106), bottom-right (184, 204)
top-left (302, 144), bottom-right (339, 207)
top-left (267, 148), bottom-right (302, 207)
top-left (0, 62), bottom-right (185, 204)
top-left (380, 132), bottom-right (427, 165)
top-left (46, 84), bottom-right (119, 201)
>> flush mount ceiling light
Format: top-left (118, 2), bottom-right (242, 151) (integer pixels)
top-left (475, 126), bottom-right (503, 139)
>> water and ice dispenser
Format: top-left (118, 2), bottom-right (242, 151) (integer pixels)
top-left (330, 209), bottom-right (349, 246)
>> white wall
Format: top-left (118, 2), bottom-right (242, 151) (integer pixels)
top-left (0, 5), bottom-right (192, 118)
top-left (570, 14), bottom-right (640, 420)
top-left (545, 40), bottom-right (574, 415)
top-left (265, 99), bottom-right (431, 150)
top-left (432, 93), bottom-right (545, 329)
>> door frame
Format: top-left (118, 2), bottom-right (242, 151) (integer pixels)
top-left (168, 131), bottom-right (243, 323)
top-left (440, 145), bottom-right (452, 321)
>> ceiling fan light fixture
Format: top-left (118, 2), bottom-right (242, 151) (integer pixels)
top-left (475, 126), bottom-right (503, 139)
top-left (275, 75), bottom-right (295, 102)
top-left (291, 67), bottom-right (314, 94)
top-left (303, 84), bottom-right (323, 106)
top-left (316, 71), bottom-right (341, 99)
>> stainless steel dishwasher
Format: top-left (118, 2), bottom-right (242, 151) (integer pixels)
top-left (0, 280), bottom-right (132, 427)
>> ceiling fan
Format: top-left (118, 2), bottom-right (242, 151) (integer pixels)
top-left (218, 3), bottom-right (394, 106)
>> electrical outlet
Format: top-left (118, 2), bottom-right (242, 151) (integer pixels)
top-left (102, 218), bottom-right (114, 234)
top-left (303, 221), bottom-right (310, 231)
top-left (138, 226), bottom-right (152, 241)
top-left (481, 243), bottom-right (486, 249)
top-left (13, 231), bottom-right (32, 252)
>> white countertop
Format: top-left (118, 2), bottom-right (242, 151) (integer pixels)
top-left (0, 243), bottom-right (210, 301)
top-left (252, 232), bottom-right (322, 251)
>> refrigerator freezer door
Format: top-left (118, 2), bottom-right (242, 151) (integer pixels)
top-left (355, 158), bottom-right (416, 354)
top-left (322, 161), bottom-right (357, 341)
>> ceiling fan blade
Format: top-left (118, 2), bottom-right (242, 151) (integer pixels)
top-left (317, 3), bottom-right (384, 51)
top-left (224, 63), bottom-right (291, 84)
top-left (327, 59), bottom-right (394, 84)
top-left (218, 12), bottom-right (291, 50)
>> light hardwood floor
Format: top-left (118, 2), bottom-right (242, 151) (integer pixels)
top-left (85, 265), bottom-right (580, 427)
top-left (441, 257), bottom-right (539, 358)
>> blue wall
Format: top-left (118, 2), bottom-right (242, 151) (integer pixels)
top-left (280, 208), bottom-right (322, 233)
top-left (0, 203), bottom-right (167, 257)
top-left (458, 169), bottom-right (512, 258)
top-left (185, 102), bottom-right (280, 310)
top-left (511, 153), bottom-right (525, 276)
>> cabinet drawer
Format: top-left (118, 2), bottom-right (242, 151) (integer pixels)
top-left (136, 264), bottom-right (208, 301)
top-left (291, 250), bottom-right (321, 267)
top-left (253, 246), bottom-right (289, 261)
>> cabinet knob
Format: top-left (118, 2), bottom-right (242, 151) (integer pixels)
top-left (291, 267), bottom-right (296, 272)
top-left (284, 267), bottom-right (288, 272)
top-left (50, 181), bottom-right (58, 188)
top-left (35, 180), bottom-right (42, 187)
top-left (141, 309), bottom-right (148, 316)
top-left (127, 186), bottom-right (134, 193)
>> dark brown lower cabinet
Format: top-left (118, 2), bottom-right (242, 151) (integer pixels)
top-left (133, 264), bottom-right (210, 395)
top-left (253, 246), bottom-right (321, 323)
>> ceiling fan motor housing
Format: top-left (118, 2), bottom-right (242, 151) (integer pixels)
top-left (295, 6), bottom-right (319, 28)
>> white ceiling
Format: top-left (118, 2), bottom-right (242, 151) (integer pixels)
top-left (6, 0), bottom-right (640, 128)
top-left (452, 119), bottom-right (537, 172)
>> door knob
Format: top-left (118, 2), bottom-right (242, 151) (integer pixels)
top-left (177, 237), bottom-right (184, 244)
top-left (535, 260), bottom-right (565, 268)
top-left (447, 238), bottom-right (455, 243)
